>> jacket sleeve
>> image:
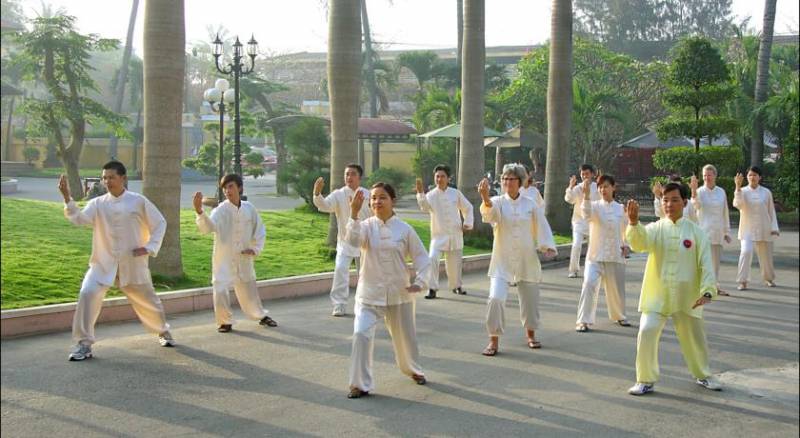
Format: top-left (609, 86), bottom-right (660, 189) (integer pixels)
top-left (564, 185), bottom-right (578, 204)
top-left (532, 205), bottom-right (556, 252)
top-left (64, 199), bottom-right (98, 226)
top-left (416, 192), bottom-right (431, 213)
top-left (251, 208), bottom-right (266, 256)
top-left (345, 218), bottom-right (368, 249)
top-left (626, 222), bottom-right (653, 253)
top-left (480, 197), bottom-right (501, 225)
top-left (722, 189), bottom-right (731, 238)
top-left (458, 190), bottom-right (474, 230)
top-left (653, 197), bottom-right (665, 219)
top-left (407, 227), bottom-right (431, 291)
top-left (696, 230), bottom-right (717, 298)
top-left (767, 189), bottom-right (780, 233)
top-left (195, 207), bottom-right (218, 235)
top-left (142, 197), bottom-right (166, 257)
top-left (313, 190), bottom-right (336, 213)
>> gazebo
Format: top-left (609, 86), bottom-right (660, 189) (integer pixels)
top-left (418, 123), bottom-right (504, 184)
top-left (357, 118), bottom-right (416, 171)
top-left (484, 126), bottom-right (547, 181)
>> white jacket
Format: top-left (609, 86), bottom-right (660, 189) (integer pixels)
top-left (313, 186), bottom-right (371, 257)
top-left (416, 186), bottom-right (474, 251)
top-left (692, 185), bottom-right (731, 245)
top-left (733, 185), bottom-right (779, 242)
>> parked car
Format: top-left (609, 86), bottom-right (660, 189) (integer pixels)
top-left (262, 154), bottom-right (277, 172)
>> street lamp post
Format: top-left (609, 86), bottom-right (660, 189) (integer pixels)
top-left (212, 34), bottom-right (258, 177)
top-left (203, 78), bottom-right (235, 203)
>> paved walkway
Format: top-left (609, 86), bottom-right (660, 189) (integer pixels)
top-left (2, 233), bottom-right (798, 437)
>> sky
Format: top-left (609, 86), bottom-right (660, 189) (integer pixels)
top-left (15, 0), bottom-right (800, 57)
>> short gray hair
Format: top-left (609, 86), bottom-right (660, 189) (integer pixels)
top-left (702, 164), bottom-right (717, 176)
top-left (502, 163), bottom-right (527, 183)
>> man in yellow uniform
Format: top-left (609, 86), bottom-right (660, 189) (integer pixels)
top-left (625, 182), bottom-right (721, 395)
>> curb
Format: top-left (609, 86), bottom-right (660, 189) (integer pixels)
top-left (0, 242), bottom-right (582, 339)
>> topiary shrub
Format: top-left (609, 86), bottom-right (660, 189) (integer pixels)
top-left (652, 145), bottom-right (743, 176)
top-left (22, 146), bottom-right (40, 165)
top-left (364, 167), bottom-right (413, 198)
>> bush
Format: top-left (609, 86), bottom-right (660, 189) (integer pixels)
top-left (652, 146), bottom-right (743, 176)
top-left (278, 119), bottom-right (330, 208)
top-left (22, 147), bottom-right (40, 165)
top-left (649, 174), bottom-right (736, 206)
top-left (364, 167), bottom-right (413, 198)
top-left (412, 139), bottom-right (455, 185)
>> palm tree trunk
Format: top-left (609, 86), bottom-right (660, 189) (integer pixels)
top-left (543, 0), bottom-right (573, 234)
top-left (142, 0), bottom-right (185, 277)
top-left (750, 0), bottom-right (777, 168)
top-left (457, 0), bottom-right (464, 74)
top-left (361, 0), bottom-right (380, 171)
top-left (459, 0), bottom-right (487, 234)
top-left (109, 0), bottom-right (139, 160)
top-left (326, 0), bottom-right (361, 247)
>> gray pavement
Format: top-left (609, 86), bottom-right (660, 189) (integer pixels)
top-left (2, 232), bottom-right (798, 437)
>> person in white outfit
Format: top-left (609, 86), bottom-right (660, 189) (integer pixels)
top-left (733, 166), bottom-right (780, 290)
top-left (521, 167), bottom-right (545, 209)
top-left (415, 164), bottom-right (474, 299)
top-left (313, 164), bottom-right (372, 316)
top-left (58, 161), bottom-right (175, 362)
top-left (478, 164), bottom-right (557, 356)
top-left (690, 166), bottom-right (732, 296)
top-left (193, 174), bottom-right (277, 333)
top-left (345, 182), bottom-right (431, 399)
top-left (564, 164), bottom-right (600, 278)
top-left (575, 174), bottom-right (631, 332)
top-left (653, 178), bottom-right (698, 223)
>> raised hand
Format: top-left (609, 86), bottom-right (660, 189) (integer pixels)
top-left (568, 175), bottom-right (577, 189)
top-left (689, 175), bottom-right (698, 191)
top-left (313, 177), bottom-right (325, 196)
top-left (734, 173), bottom-right (744, 190)
top-left (478, 178), bottom-right (490, 200)
top-left (415, 178), bottom-right (424, 194)
top-left (626, 199), bottom-right (640, 225)
top-left (651, 181), bottom-right (663, 198)
top-left (582, 178), bottom-right (591, 198)
top-left (193, 191), bottom-right (204, 214)
top-left (58, 174), bottom-right (71, 203)
top-left (350, 189), bottom-right (365, 218)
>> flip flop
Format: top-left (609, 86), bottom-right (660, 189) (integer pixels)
top-left (717, 290), bottom-right (730, 296)
top-left (347, 387), bottom-right (369, 399)
top-left (527, 339), bottom-right (542, 349)
top-left (412, 374), bottom-right (427, 385)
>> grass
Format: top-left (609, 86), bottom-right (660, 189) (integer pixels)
top-left (0, 197), bottom-right (570, 310)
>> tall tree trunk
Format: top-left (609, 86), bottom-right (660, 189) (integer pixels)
top-left (459, 0), bottom-right (487, 234)
top-left (143, 0), bottom-right (185, 277)
top-left (457, 0), bottom-right (463, 80)
top-left (544, 0), bottom-right (573, 234)
top-left (361, 0), bottom-right (380, 171)
top-left (326, 0), bottom-right (361, 247)
top-left (2, 95), bottom-right (14, 161)
top-left (274, 127), bottom-right (288, 195)
top-left (750, 0), bottom-right (777, 168)
top-left (109, 0), bottom-right (140, 160)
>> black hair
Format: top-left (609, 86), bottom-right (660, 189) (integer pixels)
top-left (597, 174), bottom-right (616, 186)
top-left (433, 164), bottom-right (451, 177)
top-left (346, 163), bottom-right (364, 177)
top-left (220, 173), bottom-right (244, 194)
top-left (669, 175), bottom-right (683, 183)
top-left (580, 163), bottom-right (595, 173)
top-left (371, 182), bottom-right (396, 200)
top-left (746, 166), bottom-right (763, 177)
top-left (663, 182), bottom-right (688, 200)
top-left (102, 160), bottom-right (127, 176)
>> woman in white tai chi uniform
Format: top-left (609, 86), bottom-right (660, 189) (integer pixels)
top-left (345, 182), bottom-right (431, 399)
top-left (564, 164), bottom-right (600, 278)
top-left (690, 165), bottom-right (732, 295)
top-left (415, 164), bottom-right (473, 299)
top-left (59, 160), bottom-right (174, 362)
top-left (733, 166), bottom-right (779, 290)
top-left (575, 174), bottom-right (631, 332)
top-left (478, 164), bottom-right (557, 356)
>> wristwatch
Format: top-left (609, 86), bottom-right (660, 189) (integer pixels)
top-left (703, 292), bottom-right (713, 299)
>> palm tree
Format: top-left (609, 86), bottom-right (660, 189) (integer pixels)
top-left (750, 0), bottom-right (777, 167)
top-left (361, 0), bottom-right (380, 171)
top-left (108, 0), bottom-right (140, 160)
top-left (326, 0), bottom-right (361, 246)
top-left (544, 0), bottom-right (573, 234)
top-left (396, 51), bottom-right (439, 91)
top-left (458, 0), bottom-right (487, 233)
top-left (142, 0), bottom-right (185, 277)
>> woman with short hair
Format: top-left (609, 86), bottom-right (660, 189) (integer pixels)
top-left (478, 163), bottom-right (557, 356)
top-left (690, 165), bottom-right (732, 295)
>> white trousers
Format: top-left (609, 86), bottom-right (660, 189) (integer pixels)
top-left (710, 244), bottom-right (722, 287)
top-left (213, 279), bottom-right (268, 326)
top-left (737, 239), bottom-right (775, 283)
top-left (576, 261), bottom-right (626, 325)
top-left (636, 312), bottom-right (711, 383)
top-left (331, 247), bottom-right (359, 306)
top-left (349, 301), bottom-right (424, 392)
top-left (73, 271), bottom-right (170, 346)
top-left (428, 248), bottom-right (463, 291)
top-left (485, 277), bottom-right (540, 336)
top-left (569, 229), bottom-right (588, 274)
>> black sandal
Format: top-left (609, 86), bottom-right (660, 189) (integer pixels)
top-left (347, 387), bottom-right (369, 399)
top-left (259, 316), bottom-right (278, 327)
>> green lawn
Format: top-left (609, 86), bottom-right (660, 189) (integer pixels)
top-left (0, 197), bottom-right (570, 310)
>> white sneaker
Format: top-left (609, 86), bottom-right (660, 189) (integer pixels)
top-left (68, 343), bottom-right (93, 361)
top-left (628, 382), bottom-right (654, 395)
top-left (158, 332), bottom-right (176, 347)
top-left (331, 304), bottom-right (346, 317)
top-left (568, 272), bottom-right (578, 278)
top-left (696, 376), bottom-right (722, 391)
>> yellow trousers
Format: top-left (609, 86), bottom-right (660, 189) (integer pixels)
top-left (636, 311), bottom-right (712, 383)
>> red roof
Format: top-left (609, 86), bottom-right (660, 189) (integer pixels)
top-left (358, 118), bottom-right (416, 136)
